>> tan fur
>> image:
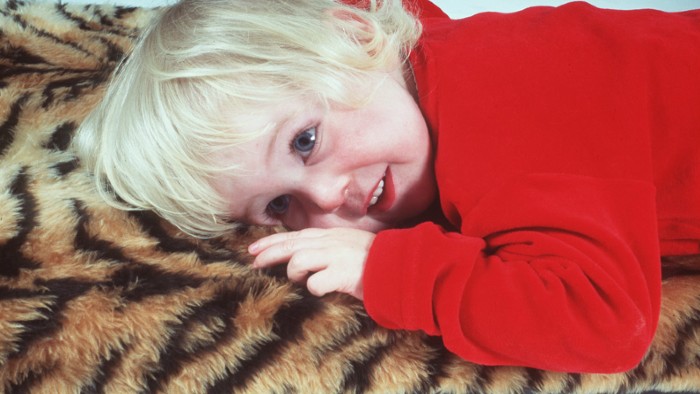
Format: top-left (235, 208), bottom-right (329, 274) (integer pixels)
top-left (1, 2), bottom-right (700, 392)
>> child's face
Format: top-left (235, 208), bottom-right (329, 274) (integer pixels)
top-left (212, 68), bottom-right (436, 232)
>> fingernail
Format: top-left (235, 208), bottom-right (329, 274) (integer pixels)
top-left (248, 242), bottom-right (259, 254)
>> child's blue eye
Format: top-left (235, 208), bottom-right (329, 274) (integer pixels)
top-left (267, 195), bottom-right (291, 215)
top-left (292, 127), bottom-right (316, 157)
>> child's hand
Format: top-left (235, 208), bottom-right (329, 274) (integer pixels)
top-left (248, 228), bottom-right (375, 300)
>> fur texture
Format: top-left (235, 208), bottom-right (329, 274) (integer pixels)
top-left (1, 1), bottom-right (700, 392)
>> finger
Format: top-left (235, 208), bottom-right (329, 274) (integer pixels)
top-left (252, 236), bottom-right (326, 268)
top-left (248, 230), bottom-right (301, 255)
top-left (305, 269), bottom-right (336, 297)
top-left (253, 240), bottom-right (308, 268)
top-left (251, 245), bottom-right (294, 268)
top-left (306, 267), bottom-right (363, 298)
top-left (307, 264), bottom-right (364, 299)
top-left (251, 230), bottom-right (335, 268)
top-left (286, 251), bottom-right (329, 283)
top-left (248, 228), bottom-right (324, 255)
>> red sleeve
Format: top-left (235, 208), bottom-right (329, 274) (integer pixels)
top-left (364, 174), bottom-right (661, 373)
top-left (360, 2), bottom-right (700, 373)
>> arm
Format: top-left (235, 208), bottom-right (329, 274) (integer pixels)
top-left (364, 174), bottom-right (661, 373)
top-left (250, 174), bottom-right (661, 372)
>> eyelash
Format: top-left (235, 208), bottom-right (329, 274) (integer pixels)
top-left (288, 126), bottom-right (318, 160)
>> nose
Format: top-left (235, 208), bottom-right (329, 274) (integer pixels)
top-left (301, 174), bottom-right (349, 213)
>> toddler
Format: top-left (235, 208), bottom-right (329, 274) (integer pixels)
top-left (72, 0), bottom-right (700, 373)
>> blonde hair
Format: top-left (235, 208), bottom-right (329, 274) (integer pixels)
top-left (72, 0), bottom-right (422, 238)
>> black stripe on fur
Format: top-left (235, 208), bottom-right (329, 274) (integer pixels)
top-left (42, 76), bottom-right (103, 108)
top-left (128, 210), bottom-right (238, 263)
top-left (0, 169), bottom-right (41, 277)
top-left (467, 365), bottom-right (497, 394)
top-left (51, 158), bottom-right (79, 177)
top-left (144, 285), bottom-right (248, 392)
top-left (208, 295), bottom-right (326, 392)
top-left (114, 7), bottom-right (140, 20)
top-left (43, 121), bottom-right (75, 151)
top-left (524, 367), bottom-right (546, 392)
top-left (72, 199), bottom-right (131, 264)
top-left (561, 372), bottom-right (582, 393)
top-left (57, 3), bottom-right (137, 39)
top-left (340, 338), bottom-right (395, 393)
top-left (0, 94), bottom-right (30, 156)
top-left (0, 286), bottom-right (45, 301)
top-left (662, 299), bottom-right (700, 376)
top-left (8, 278), bottom-right (94, 360)
top-left (97, 36), bottom-right (128, 63)
top-left (9, 12), bottom-right (96, 62)
top-left (421, 336), bottom-right (453, 392)
top-left (0, 65), bottom-right (89, 78)
top-left (662, 255), bottom-right (700, 279)
top-left (0, 44), bottom-right (48, 66)
top-left (109, 263), bottom-right (207, 303)
top-left (4, 0), bottom-right (23, 11)
top-left (85, 341), bottom-right (130, 394)
top-left (4, 369), bottom-right (47, 394)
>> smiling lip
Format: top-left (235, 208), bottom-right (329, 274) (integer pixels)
top-left (368, 167), bottom-right (395, 214)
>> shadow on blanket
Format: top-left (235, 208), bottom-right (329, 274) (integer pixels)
top-left (1, 2), bottom-right (700, 393)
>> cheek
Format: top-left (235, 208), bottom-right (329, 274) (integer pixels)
top-left (281, 207), bottom-right (308, 230)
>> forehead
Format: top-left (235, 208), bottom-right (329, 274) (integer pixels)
top-left (222, 96), bottom-right (319, 134)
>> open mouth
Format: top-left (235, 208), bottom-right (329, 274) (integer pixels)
top-left (368, 167), bottom-right (395, 213)
top-left (369, 176), bottom-right (385, 207)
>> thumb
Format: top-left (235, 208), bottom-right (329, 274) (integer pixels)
top-left (306, 269), bottom-right (364, 300)
top-left (305, 270), bottom-right (336, 297)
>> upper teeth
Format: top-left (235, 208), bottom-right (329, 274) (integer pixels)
top-left (369, 177), bottom-right (385, 207)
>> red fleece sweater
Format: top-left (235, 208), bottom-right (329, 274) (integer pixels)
top-left (363, 1), bottom-right (700, 373)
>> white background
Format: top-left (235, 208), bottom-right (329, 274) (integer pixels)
top-left (436, 0), bottom-right (699, 17)
top-left (59, 0), bottom-right (700, 17)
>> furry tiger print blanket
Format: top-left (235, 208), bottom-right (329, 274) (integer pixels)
top-left (1, 1), bottom-right (700, 393)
